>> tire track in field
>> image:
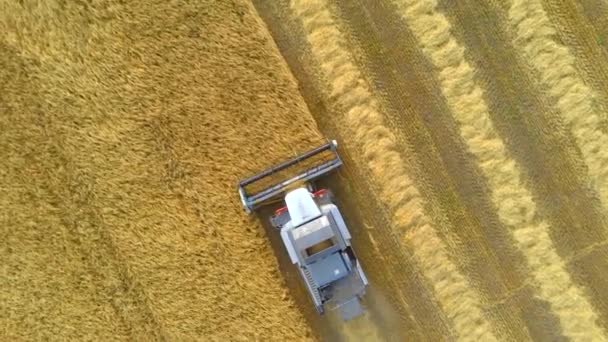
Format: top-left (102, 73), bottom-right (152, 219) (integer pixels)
top-left (442, 0), bottom-right (608, 335)
top-left (444, 0), bottom-right (608, 332)
top-left (290, 0), bottom-right (497, 340)
top-left (392, 0), bottom-right (606, 339)
top-left (444, 0), bottom-right (607, 257)
top-left (508, 0), bottom-right (608, 232)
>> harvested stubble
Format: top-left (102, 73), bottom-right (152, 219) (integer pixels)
top-left (291, 0), bottom-right (496, 340)
top-left (393, 0), bottom-right (605, 339)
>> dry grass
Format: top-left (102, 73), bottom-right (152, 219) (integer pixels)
top-left (0, 0), bottom-right (321, 340)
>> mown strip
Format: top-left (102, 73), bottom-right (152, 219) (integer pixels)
top-left (331, 1), bottom-right (535, 338)
top-left (542, 0), bottom-right (608, 126)
top-left (509, 0), bottom-right (608, 227)
top-left (290, 0), bottom-right (497, 340)
top-left (250, 2), bottom-right (441, 339)
top-left (438, 0), bottom-right (608, 338)
top-left (392, 0), bottom-right (606, 339)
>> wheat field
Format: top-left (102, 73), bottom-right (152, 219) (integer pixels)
top-left (2, 0), bottom-right (608, 340)
top-left (255, 0), bottom-right (608, 340)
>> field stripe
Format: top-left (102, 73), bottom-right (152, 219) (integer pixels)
top-left (542, 0), bottom-right (608, 123)
top-left (290, 0), bottom-right (497, 340)
top-left (392, 0), bottom-right (606, 340)
top-left (509, 0), bottom-right (608, 224)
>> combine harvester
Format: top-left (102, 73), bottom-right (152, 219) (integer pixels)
top-left (238, 140), bottom-right (368, 320)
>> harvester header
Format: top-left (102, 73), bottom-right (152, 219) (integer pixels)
top-left (238, 140), bottom-right (342, 214)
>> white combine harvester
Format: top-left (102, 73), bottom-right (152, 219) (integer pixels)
top-left (238, 140), bottom-right (368, 320)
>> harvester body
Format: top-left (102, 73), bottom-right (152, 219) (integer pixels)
top-left (238, 140), bottom-right (368, 320)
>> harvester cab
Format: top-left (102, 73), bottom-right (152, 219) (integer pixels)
top-left (238, 140), bottom-right (368, 321)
